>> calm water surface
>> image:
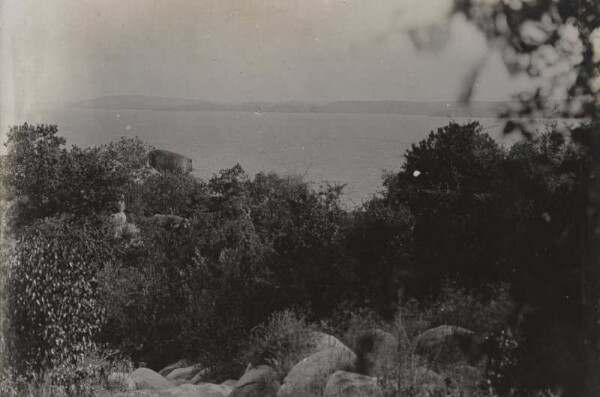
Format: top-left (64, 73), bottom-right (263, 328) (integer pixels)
top-left (25, 109), bottom-right (546, 205)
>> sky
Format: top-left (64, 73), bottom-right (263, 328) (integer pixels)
top-left (1, 0), bottom-right (530, 123)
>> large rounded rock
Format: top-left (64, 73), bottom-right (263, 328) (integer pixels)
top-left (149, 149), bottom-right (192, 174)
top-left (190, 369), bottom-right (209, 384)
top-left (159, 360), bottom-right (188, 377)
top-left (414, 325), bottom-right (478, 370)
top-left (230, 364), bottom-right (279, 397)
top-left (278, 346), bottom-right (357, 397)
top-left (323, 371), bottom-right (382, 397)
top-left (221, 379), bottom-right (238, 388)
top-left (132, 367), bottom-right (174, 391)
top-left (165, 365), bottom-right (203, 385)
top-left (160, 383), bottom-right (232, 397)
top-left (309, 332), bottom-right (346, 355)
top-left (355, 329), bottom-right (400, 378)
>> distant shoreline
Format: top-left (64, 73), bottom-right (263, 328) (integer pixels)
top-left (73, 95), bottom-right (576, 119)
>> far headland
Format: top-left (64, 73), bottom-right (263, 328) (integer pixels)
top-left (73, 95), bottom-right (569, 119)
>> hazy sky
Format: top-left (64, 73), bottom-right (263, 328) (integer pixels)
top-left (1, 0), bottom-right (529, 120)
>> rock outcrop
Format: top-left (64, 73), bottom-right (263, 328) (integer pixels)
top-left (277, 346), bottom-right (357, 397)
top-left (160, 383), bottom-right (231, 397)
top-left (131, 367), bottom-right (174, 391)
top-left (307, 332), bottom-right (346, 357)
top-left (229, 364), bottom-right (279, 397)
top-left (165, 365), bottom-right (203, 386)
top-left (355, 329), bottom-right (400, 378)
top-left (159, 360), bottom-right (188, 377)
top-left (323, 370), bottom-right (382, 397)
top-left (109, 197), bottom-right (141, 245)
top-left (149, 149), bottom-right (192, 174)
top-left (414, 325), bottom-right (479, 370)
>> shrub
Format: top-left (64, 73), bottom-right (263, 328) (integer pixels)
top-left (241, 309), bottom-right (317, 381)
top-left (9, 215), bottom-right (113, 373)
top-left (3, 124), bottom-right (152, 227)
top-left (97, 217), bottom-right (198, 368)
top-left (0, 348), bottom-right (133, 397)
top-left (399, 281), bottom-right (514, 339)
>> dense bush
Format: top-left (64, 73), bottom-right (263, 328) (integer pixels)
top-left (129, 171), bottom-right (209, 217)
top-left (3, 121), bottom-right (591, 395)
top-left (341, 198), bottom-right (414, 317)
top-left (9, 215), bottom-right (113, 373)
top-left (98, 215), bottom-right (201, 368)
top-left (398, 281), bottom-right (514, 340)
top-left (241, 309), bottom-right (317, 381)
top-left (2, 123), bottom-right (151, 227)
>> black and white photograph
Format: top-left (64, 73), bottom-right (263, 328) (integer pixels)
top-left (1, 1), bottom-right (599, 396)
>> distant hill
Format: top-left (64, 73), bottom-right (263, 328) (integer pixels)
top-left (73, 95), bottom-right (565, 118)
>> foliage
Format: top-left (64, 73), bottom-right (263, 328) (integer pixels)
top-left (454, 0), bottom-right (599, 128)
top-left (0, 348), bottom-right (132, 397)
top-left (341, 198), bottom-right (414, 317)
top-left (97, 214), bottom-right (201, 369)
top-left (382, 121), bottom-right (510, 289)
top-left (9, 215), bottom-right (112, 373)
top-left (2, 124), bottom-right (151, 226)
top-left (399, 282), bottom-right (514, 340)
top-left (2, 124), bottom-right (67, 225)
top-left (242, 309), bottom-right (317, 381)
top-left (247, 172), bottom-right (351, 315)
top-left (450, 3), bottom-right (599, 391)
top-left (3, 121), bottom-right (591, 395)
top-left (129, 171), bottom-right (208, 217)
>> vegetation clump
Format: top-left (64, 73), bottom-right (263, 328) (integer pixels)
top-left (0, 119), bottom-right (592, 396)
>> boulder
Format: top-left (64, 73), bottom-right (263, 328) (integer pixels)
top-left (149, 149), bottom-right (192, 174)
top-left (165, 365), bottom-right (203, 385)
top-left (160, 383), bottom-right (231, 397)
top-left (122, 223), bottom-right (141, 237)
top-left (414, 325), bottom-right (478, 370)
top-left (189, 369), bottom-right (208, 384)
top-left (309, 332), bottom-right (346, 353)
top-left (132, 368), bottom-right (174, 391)
top-left (230, 364), bottom-right (279, 397)
top-left (221, 379), bottom-right (238, 388)
top-left (106, 372), bottom-right (136, 392)
top-left (195, 383), bottom-right (233, 397)
top-left (355, 329), bottom-right (400, 378)
top-left (323, 371), bottom-right (382, 397)
top-left (414, 367), bottom-right (445, 387)
top-left (159, 360), bottom-right (184, 378)
top-left (278, 346), bottom-right (357, 397)
top-left (110, 211), bottom-right (127, 228)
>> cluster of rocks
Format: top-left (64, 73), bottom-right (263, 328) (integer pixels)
top-left (109, 197), bottom-right (142, 246)
top-left (106, 325), bottom-right (486, 397)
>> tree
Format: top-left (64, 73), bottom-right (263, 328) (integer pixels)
top-left (452, 2), bottom-right (600, 393)
top-left (341, 197), bottom-right (414, 317)
top-left (383, 121), bottom-right (509, 287)
top-left (502, 128), bottom-right (588, 393)
top-left (408, 3), bottom-right (599, 393)
top-left (3, 124), bottom-right (67, 225)
top-left (3, 124), bottom-right (152, 226)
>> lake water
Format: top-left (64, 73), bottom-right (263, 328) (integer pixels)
top-left (22, 109), bottom-right (543, 206)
